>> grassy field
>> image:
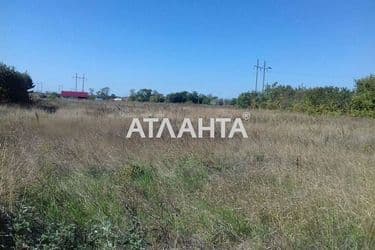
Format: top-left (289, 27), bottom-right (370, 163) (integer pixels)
top-left (1, 100), bottom-right (374, 249)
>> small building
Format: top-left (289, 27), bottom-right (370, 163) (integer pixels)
top-left (61, 91), bottom-right (89, 99)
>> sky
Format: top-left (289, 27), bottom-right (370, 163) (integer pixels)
top-left (1, 0), bottom-right (374, 98)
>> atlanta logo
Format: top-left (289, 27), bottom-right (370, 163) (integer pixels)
top-left (126, 117), bottom-right (248, 138)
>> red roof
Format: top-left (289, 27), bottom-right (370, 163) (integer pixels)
top-left (61, 91), bottom-right (89, 98)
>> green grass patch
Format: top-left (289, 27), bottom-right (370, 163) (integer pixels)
top-left (14, 168), bottom-right (146, 249)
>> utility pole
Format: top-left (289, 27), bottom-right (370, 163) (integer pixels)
top-left (254, 59), bottom-right (261, 92)
top-left (81, 74), bottom-right (86, 92)
top-left (72, 73), bottom-right (87, 92)
top-left (261, 61), bottom-right (272, 92)
top-left (73, 73), bottom-right (79, 91)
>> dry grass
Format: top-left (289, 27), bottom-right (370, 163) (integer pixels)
top-left (0, 100), bottom-right (374, 249)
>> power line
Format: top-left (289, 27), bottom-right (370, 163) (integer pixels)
top-left (261, 61), bottom-right (272, 92)
top-left (81, 74), bottom-right (87, 92)
top-left (253, 59), bottom-right (261, 92)
top-left (73, 73), bottom-right (79, 91)
top-left (72, 73), bottom-right (87, 92)
top-left (253, 59), bottom-right (272, 92)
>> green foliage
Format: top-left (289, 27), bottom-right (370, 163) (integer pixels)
top-left (351, 75), bottom-right (375, 118)
top-left (262, 84), bottom-right (302, 110)
top-left (236, 91), bottom-right (258, 108)
top-left (0, 206), bottom-right (14, 249)
top-left (149, 91), bottom-right (165, 102)
top-left (12, 203), bottom-right (145, 249)
top-left (4, 153), bottom-right (374, 248)
top-left (166, 91), bottom-right (188, 103)
top-left (129, 89), bottom-right (218, 104)
top-left (129, 88), bottom-right (152, 102)
top-left (0, 63), bottom-right (35, 104)
top-left (129, 89), bottom-right (165, 102)
top-left (236, 76), bottom-right (374, 118)
top-left (11, 170), bottom-right (147, 249)
top-left (355, 75), bottom-right (375, 93)
top-left (175, 157), bottom-right (209, 192)
top-left (300, 87), bottom-right (352, 114)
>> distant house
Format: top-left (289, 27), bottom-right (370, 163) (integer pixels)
top-left (61, 91), bottom-right (89, 99)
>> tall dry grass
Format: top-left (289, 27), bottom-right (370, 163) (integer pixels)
top-left (0, 100), bottom-right (374, 248)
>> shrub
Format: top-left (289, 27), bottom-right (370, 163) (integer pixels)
top-left (235, 77), bottom-right (374, 118)
top-left (236, 91), bottom-right (258, 108)
top-left (0, 63), bottom-right (35, 104)
top-left (351, 75), bottom-right (375, 118)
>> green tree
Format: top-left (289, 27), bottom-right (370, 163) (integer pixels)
top-left (149, 90), bottom-right (165, 102)
top-left (351, 75), bottom-right (375, 117)
top-left (301, 87), bottom-right (352, 114)
top-left (262, 83), bottom-right (298, 109)
top-left (128, 89), bottom-right (136, 101)
top-left (166, 91), bottom-right (189, 103)
top-left (136, 89), bottom-right (152, 102)
top-left (236, 92), bottom-right (258, 108)
top-left (96, 87), bottom-right (110, 100)
top-left (0, 63), bottom-right (35, 104)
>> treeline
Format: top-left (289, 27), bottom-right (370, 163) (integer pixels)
top-left (128, 89), bottom-right (224, 105)
top-left (0, 63), bottom-right (34, 104)
top-left (234, 75), bottom-right (374, 118)
top-left (129, 75), bottom-right (374, 118)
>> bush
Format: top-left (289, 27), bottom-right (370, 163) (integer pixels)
top-left (235, 77), bottom-right (374, 118)
top-left (262, 84), bottom-right (301, 110)
top-left (301, 87), bottom-right (352, 114)
top-left (351, 75), bottom-right (375, 118)
top-left (0, 63), bottom-right (35, 104)
top-left (236, 92), bottom-right (258, 108)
